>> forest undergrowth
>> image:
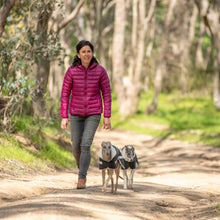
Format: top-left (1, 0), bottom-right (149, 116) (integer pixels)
top-left (1, 92), bottom-right (220, 175)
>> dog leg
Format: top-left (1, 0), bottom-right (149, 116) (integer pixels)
top-left (103, 175), bottom-right (111, 192)
top-left (114, 162), bottom-right (120, 193)
top-left (123, 170), bottom-right (128, 189)
top-left (110, 175), bottom-right (114, 193)
top-left (115, 173), bottom-right (119, 193)
top-left (103, 169), bottom-right (113, 193)
top-left (128, 169), bottom-right (135, 189)
top-left (102, 169), bottom-right (106, 192)
top-left (108, 169), bottom-right (114, 193)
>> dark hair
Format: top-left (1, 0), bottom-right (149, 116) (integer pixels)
top-left (72, 40), bottom-right (99, 67)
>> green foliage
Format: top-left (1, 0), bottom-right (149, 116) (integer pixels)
top-left (1, 91), bottom-right (220, 173)
top-left (0, 134), bottom-right (49, 171)
top-left (0, 1), bottom-right (64, 86)
top-left (14, 116), bottom-right (60, 149)
top-left (187, 67), bottom-right (212, 91)
top-left (216, 204), bottom-right (220, 216)
top-left (2, 76), bottom-right (30, 98)
top-left (0, 76), bottom-right (36, 132)
top-left (111, 92), bottom-right (220, 147)
top-left (38, 140), bottom-right (74, 168)
top-left (0, 115), bottom-right (76, 171)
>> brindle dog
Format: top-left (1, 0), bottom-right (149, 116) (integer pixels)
top-left (99, 141), bottom-right (121, 193)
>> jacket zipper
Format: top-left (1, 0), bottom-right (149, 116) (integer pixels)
top-left (84, 69), bottom-right (88, 116)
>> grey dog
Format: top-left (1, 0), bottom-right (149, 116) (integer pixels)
top-left (121, 145), bottom-right (139, 189)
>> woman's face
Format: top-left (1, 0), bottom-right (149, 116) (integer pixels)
top-left (77, 45), bottom-right (93, 68)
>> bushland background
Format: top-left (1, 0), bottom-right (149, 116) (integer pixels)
top-left (1, 1), bottom-right (220, 219)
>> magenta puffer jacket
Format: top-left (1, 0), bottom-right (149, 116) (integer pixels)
top-left (60, 62), bottom-right (111, 118)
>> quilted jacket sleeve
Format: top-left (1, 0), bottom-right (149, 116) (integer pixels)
top-left (99, 67), bottom-right (111, 118)
top-left (60, 67), bottom-right (73, 118)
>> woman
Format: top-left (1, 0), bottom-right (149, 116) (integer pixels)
top-left (60, 40), bottom-right (111, 189)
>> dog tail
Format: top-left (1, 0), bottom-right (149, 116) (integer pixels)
top-left (135, 154), bottom-right (139, 167)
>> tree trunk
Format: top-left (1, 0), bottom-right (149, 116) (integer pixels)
top-left (195, 0), bottom-right (220, 110)
top-left (178, 1), bottom-right (195, 94)
top-left (0, 0), bottom-right (15, 94)
top-left (0, 0), bottom-right (15, 37)
top-left (113, 0), bottom-right (156, 118)
top-left (209, 3), bottom-right (220, 109)
top-left (213, 53), bottom-right (220, 109)
top-left (32, 1), bottom-right (53, 117)
top-left (112, 0), bottom-right (127, 115)
top-left (146, 0), bottom-right (177, 114)
top-left (128, 0), bottom-right (138, 87)
top-left (126, 0), bottom-right (156, 115)
top-left (49, 0), bottom-right (85, 33)
top-left (33, 0), bottom-right (85, 116)
top-left (48, 60), bottom-right (63, 101)
top-left (194, 0), bottom-right (213, 70)
top-left (144, 16), bottom-right (155, 92)
top-left (195, 11), bottom-right (206, 68)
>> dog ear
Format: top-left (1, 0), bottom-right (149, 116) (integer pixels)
top-left (123, 145), bottom-right (127, 151)
top-left (123, 145), bottom-right (127, 152)
top-left (101, 141), bottom-right (106, 147)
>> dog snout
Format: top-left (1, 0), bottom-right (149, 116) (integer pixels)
top-left (106, 151), bottom-right (111, 156)
top-left (129, 151), bottom-right (135, 158)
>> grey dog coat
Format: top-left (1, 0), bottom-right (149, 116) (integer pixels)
top-left (122, 155), bottom-right (139, 170)
top-left (98, 145), bottom-right (125, 170)
top-left (121, 147), bottom-right (139, 170)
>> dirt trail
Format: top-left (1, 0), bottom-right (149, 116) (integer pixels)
top-left (1, 129), bottom-right (220, 219)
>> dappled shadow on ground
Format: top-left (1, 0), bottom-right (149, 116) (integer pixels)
top-left (1, 130), bottom-right (220, 219)
top-left (133, 130), bottom-right (220, 177)
top-left (0, 182), bottom-right (219, 220)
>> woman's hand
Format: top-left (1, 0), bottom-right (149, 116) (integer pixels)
top-left (103, 117), bottom-right (111, 130)
top-left (61, 118), bottom-right (69, 129)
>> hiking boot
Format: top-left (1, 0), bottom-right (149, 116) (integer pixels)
top-left (77, 179), bottom-right (86, 189)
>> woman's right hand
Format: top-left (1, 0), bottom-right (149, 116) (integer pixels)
top-left (61, 118), bottom-right (69, 129)
top-left (103, 117), bottom-right (111, 130)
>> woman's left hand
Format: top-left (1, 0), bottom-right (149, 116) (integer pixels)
top-left (103, 117), bottom-right (111, 130)
top-left (61, 118), bottom-right (69, 129)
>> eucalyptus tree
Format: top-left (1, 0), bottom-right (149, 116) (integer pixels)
top-left (31, 0), bottom-right (84, 117)
top-left (112, 0), bottom-right (156, 117)
top-left (0, 0), bottom-right (85, 118)
top-left (146, 0), bottom-right (197, 114)
top-left (0, 0), bottom-right (15, 92)
top-left (0, 0), bottom-right (15, 37)
top-left (0, 0), bottom-right (33, 130)
top-left (112, 0), bottom-right (126, 116)
top-left (32, 0), bottom-right (54, 116)
top-left (194, 0), bottom-right (220, 110)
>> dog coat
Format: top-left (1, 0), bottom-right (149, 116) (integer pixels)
top-left (121, 148), bottom-right (139, 170)
top-left (98, 145), bottom-right (125, 170)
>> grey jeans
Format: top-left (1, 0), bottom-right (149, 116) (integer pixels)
top-left (70, 114), bottom-right (101, 179)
